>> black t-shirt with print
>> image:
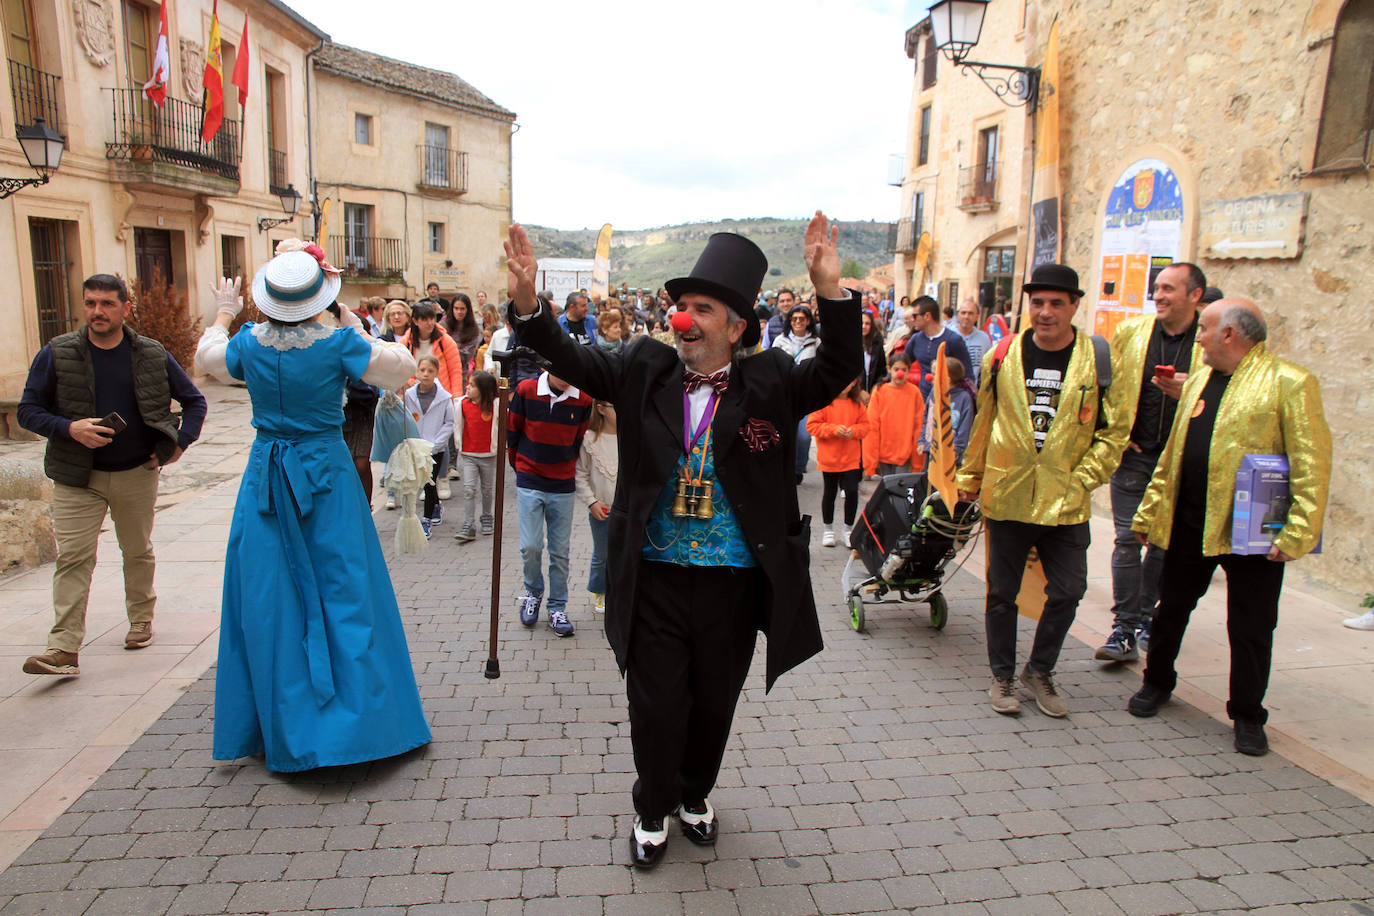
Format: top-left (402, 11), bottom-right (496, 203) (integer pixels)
top-left (1021, 334), bottom-right (1074, 451)
top-left (1175, 370), bottom-right (1232, 535)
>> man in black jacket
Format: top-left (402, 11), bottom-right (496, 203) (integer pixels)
top-left (505, 213), bottom-right (861, 869)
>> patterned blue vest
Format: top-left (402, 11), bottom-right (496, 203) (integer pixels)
top-left (642, 436), bottom-right (757, 568)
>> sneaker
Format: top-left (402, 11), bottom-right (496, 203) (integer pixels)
top-left (592, 593), bottom-right (605, 614)
top-left (1128, 682), bottom-right (1171, 717)
top-left (822, 528), bottom-right (835, 548)
top-left (437, 480), bottom-right (452, 501)
top-left (421, 518), bottom-right (432, 539)
top-left (518, 595), bottom-right (541, 627)
top-left (841, 527), bottom-right (851, 548)
top-left (1135, 619), bottom-right (1152, 652)
top-left (1234, 718), bottom-right (1269, 756)
top-left (480, 515), bottom-right (494, 536)
top-left (1020, 665), bottom-right (1068, 718)
top-left (1094, 626), bottom-right (1138, 662)
top-left (124, 621), bottom-right (153, 650)
top-left (22, 648), bottom-right (79, 676)
top-left (989, 676), bottom-right (1021, 715)
top-left (431, 502), bottom-right (443, 525)
top-left (385, 492), bottom-right (396, 510)
top-left (1343, 610), bottom-right (1374, 631)
top-left (548, 608), bottom-right (574, 637)
top-left (448, 464), bottom-right (461, 480)
top-left (455, 524), bottom-right (477, 542)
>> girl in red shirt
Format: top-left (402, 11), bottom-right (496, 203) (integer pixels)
top-left (454, 370), bottom-right (500, 542)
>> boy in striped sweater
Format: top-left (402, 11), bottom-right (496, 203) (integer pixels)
top-left (508, 369), bottom-right (594, 636)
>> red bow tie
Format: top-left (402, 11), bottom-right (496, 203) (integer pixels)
top-left (683, 369), bottom-right (729, 395)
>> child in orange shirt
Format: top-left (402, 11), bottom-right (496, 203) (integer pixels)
top-left (863, 354), bottom-right (925, 478)
top-left (807, 377), bottom-right (870, 548)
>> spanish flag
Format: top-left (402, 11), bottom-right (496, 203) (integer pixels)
top-left (928, 341), bottom-right (958, 512)
top-left (200, 0), bottom-right (224, 143)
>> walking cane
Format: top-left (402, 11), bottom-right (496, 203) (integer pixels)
top-left (485, 371), bottom-right (511, 679)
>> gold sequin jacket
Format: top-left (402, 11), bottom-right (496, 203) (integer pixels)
top-left (1110, 314), bottom-right (1201, 445)
top-left (957, 330), bottom-right (1130, 525)
top-left (1132, 342), bottom-right (1331, 558)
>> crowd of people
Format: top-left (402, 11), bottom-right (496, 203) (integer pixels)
top-left (11, 221), bottom-right (1333, 871)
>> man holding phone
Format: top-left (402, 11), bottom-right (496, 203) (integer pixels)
top-left (17, 273), bottom-right (207, 676)
top-left (1094, 262), bottom-right (1205, 663)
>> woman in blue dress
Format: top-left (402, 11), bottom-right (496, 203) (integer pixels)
top-left (195, 241), bottom-right (431, 772)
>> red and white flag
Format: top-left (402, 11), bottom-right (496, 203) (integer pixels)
top-left (141, 0), bottom-right (170, 107)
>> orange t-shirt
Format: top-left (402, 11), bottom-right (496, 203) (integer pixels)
top-left (806, 398), bottom-right (870, 473)
top-left (863, 380), bottom-right (925, 475)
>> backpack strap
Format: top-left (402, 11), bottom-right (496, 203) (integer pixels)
top-left (987, 335), bottom-right (1015, 404)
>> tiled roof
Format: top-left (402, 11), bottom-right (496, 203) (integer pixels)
top-left (314, 42), bottom-right (515, 121)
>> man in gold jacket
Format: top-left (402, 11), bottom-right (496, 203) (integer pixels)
top-left (958, 265), bottom-right (1130, 718)
top-left (1127, 299), bottom-right (1331, 757)
top-left (1095, 263), bottom-right (1206, 663)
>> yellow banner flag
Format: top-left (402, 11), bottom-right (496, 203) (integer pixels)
top-left (591, 223), bottom-right (612, 298)
top-left (928, 341), bottom-right (959, 512)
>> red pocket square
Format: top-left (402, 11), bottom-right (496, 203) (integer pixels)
top-left (740, 418), bottom-right (781, 453)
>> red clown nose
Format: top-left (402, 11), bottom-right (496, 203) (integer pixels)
top-left (670, 311), bottom-right (694, 332)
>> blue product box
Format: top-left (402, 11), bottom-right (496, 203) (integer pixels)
top-left (1231, 454), bottom-right (1321, 555)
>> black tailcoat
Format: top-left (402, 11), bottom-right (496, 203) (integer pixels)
top-left (511, 292), bottom-right (863, 689)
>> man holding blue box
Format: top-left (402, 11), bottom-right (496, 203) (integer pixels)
top-left (1126, 299), bottom-right (1331, 756)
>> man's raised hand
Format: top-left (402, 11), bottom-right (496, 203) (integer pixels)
top-left (804, 210), bottom-right (844, 300)
top-left (504, 224), bottom-right (540, 315)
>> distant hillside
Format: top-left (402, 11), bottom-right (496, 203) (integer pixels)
top-left (523, 219), bottom-right (893, 293)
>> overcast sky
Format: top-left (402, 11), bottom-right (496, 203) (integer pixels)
top-left (283, 0), bottom-right (930, 230)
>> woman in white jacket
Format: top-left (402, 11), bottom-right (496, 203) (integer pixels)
top-left (771, 304), bottom-right (820, 482)
top-left (574, 401), bottom-right (618, 613)
top-left (403, 355), bottom-right (454, 536)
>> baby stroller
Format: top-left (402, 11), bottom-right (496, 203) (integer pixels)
top-left (841, 473), bottom-right (982, 633)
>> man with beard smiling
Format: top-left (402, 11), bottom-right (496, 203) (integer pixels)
top-left (505, 213), bottom-right (860, 869)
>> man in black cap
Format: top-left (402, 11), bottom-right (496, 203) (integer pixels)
top-left (957, 264), bottom-right (1129, 718)
top-left (504, 212), bottom-right (861, 869)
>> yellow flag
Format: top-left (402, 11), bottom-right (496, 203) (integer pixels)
top-left (591, 223), bottom-right (612, 298)
top-left (929, 342), bottom-right (959, 512)
top-left (315, 197), bottom-right (331, 245)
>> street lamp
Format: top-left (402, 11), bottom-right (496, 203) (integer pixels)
top-left (1, 117), bottom-right (65, 199)
top-left (258, 183), bottom-right (302, 232)
top-left (927, 0), bottom-right (1040, 110)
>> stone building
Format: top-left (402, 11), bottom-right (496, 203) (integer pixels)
top-left (0, 0), bottom-right (325, 404)
top-left (893, 0), bottom-right (1374, 596)
top-left (310, 42), bottom-right (515, 306)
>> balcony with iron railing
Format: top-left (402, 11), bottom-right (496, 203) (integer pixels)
top-left (956, 161), bottom-right (999, 213)
top-left (8, 59), bottom-right (63, 137)
top-left (889, 218), bottom-right (918, 253)
top-left (416, 144), bottom-right (468, 195)
top-left (268, 147), bottom-right (288, 196)
top-left (328, 235), bottom-right (405, 281)
top-left (104, 88), bottom-right (241, 194)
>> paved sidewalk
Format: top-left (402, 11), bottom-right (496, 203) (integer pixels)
top-left (0, 377), bottom-right (1372, 912)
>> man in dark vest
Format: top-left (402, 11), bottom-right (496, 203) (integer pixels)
top-left (17, 273), bottom-right (207, 676)
top-left (505, 212), bottom-right (861, 869)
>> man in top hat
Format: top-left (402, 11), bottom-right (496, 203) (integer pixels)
top-left (958, 264), bottom-right (1129, 718)
top-left (504, 212), bottom-right (861, 869)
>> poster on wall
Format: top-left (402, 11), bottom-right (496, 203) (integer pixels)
top-left (1093, 158), bottom-right (1184, 339)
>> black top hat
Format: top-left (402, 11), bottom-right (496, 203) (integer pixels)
top-left (665, 233), bottom-right (768, 348)
top-left (1022, 263), bottom-right (1084, 299)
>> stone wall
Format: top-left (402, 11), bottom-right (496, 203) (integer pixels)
top-left (1042, 0), bottom-right (1372, 597)
top-left (0, 460), bottom-right (54, 574)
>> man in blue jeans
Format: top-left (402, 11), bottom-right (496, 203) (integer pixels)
top-left (1095, 263), bottom-right (1204, 662)
top-left (506, 367), bottom-right (593, 637)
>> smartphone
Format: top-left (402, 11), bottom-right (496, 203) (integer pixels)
top-left (98, 411), bottom-right (127, 434)
top-left (1154, 365), bottom-right (1176, 379)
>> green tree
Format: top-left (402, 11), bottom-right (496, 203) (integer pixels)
top-left (840, 258), bottom-right (866, 279)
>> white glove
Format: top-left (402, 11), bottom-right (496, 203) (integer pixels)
top-left (211, 277), bottom-right (243, 318)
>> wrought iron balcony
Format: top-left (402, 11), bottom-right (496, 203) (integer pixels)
top-left (8, 59), bottom-right (63, 137)
top-left (417, 144), bottom-right (468, 195)
top-left (328, 234), bottom-right (405, 280)
top-left (889, 218), bottom-right (919, 253)
top-left (104, 88), bottom-right (240, 190)
top-left (956, 162), bottom-right (999, 213)
top-left (268, 147), bottom-right (288, 195)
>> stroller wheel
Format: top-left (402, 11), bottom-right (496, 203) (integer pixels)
top-left (848, 594), bottom-right (866, 633)
top-left (928, 592), bottom-right (948, 630)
